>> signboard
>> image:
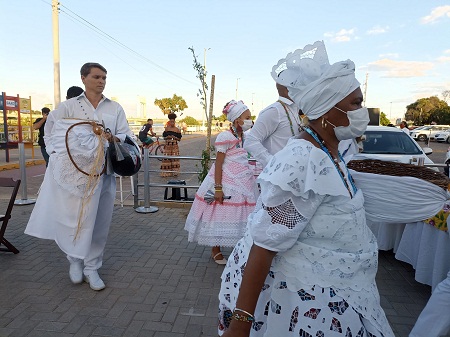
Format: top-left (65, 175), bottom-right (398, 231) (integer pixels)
top-left (0, 92), bottom-right (3, 110)
top-left (20, 98), bottom-right (31, 113)
top-left (4, 96), bottom-right (19, 110)
top-left (368, 108), bottom-right (380, 126)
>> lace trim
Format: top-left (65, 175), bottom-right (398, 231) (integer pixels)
top-left (263, 199), bottom-right (307, 229)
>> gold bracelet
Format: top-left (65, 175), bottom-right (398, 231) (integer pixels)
top-left (234, 308), bottom-right (255, 319)
top-left (232, 311), bottom-right (255, 323)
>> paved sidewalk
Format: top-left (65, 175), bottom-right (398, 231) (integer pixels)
top-left (0, 201), bottom-right (447, 337)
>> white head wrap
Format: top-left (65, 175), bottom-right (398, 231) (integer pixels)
top-left (223, 100), bottom-right (248, 122)
top-left (279, 41), bottom-right (360, 120)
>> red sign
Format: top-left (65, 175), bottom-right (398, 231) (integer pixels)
top-left (4, 96), bottom-right (19, 110)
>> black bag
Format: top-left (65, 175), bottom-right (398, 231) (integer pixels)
top-left (108, 135), bottom-right (141, 176)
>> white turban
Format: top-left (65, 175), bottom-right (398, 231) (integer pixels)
top-left (288, 59), bottom-right (360, 120)
top-left (223, 100), bottom-right (248, 122)
top-left (271, 41), bottom-right (330, 88)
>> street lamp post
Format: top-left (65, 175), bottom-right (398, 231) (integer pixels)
top-left (389, 101), bottom-right (392, 121)
top-left (252, 93), bottom-right (255, 113)
top-left (236, 78), bottom-right (240, 100)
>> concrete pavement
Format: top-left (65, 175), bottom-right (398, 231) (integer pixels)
top-left (1, 200), bottom-right (447, 337)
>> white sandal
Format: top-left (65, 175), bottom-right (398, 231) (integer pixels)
top-left (212, 252), bottom-right (227, 265)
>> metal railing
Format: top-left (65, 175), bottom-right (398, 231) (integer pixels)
top-left (132, 146), bottom-right (450, 212)
top-left (134, 147), bottom-right (217, 212)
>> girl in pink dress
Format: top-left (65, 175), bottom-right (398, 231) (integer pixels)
top-left (185, 100), bottom-right (258, 264)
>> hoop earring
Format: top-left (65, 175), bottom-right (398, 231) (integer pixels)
top-left (321, 118), bottom-right (327, 129)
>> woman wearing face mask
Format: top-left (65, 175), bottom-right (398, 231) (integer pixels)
top-left (184, 100), bottom-right (258, 264)
top-left (219, 42), bottom-right (394, 337)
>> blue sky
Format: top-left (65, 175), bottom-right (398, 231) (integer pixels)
top-left (1, 0), bottom-right (449, 122)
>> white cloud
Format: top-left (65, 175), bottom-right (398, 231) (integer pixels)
top-left (444, 49), bottom-right (450, 54)
top-left (368, 59), bottom-right (434, 78)
top-left (410, 81), bottom-right (450, 99)
top-left (379, 53), bottom-right (399, 59)
top-left (324, 28), bottom-right (356, 42)
top-left (437, 56), bottom-right (450, 63)
top-left (421, 5), bottom-right (450, 24)
top-left (367, 25), bottom-right (389, 35)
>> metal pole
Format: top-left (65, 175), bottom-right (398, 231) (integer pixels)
top-left (52, 0), bottom-right (61, 107)
top-left (135, 147), bottom-right (158, 213)
top-left (14, 142), bottom-right (36, 205)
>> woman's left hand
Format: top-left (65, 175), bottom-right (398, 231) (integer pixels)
top-left (214, 190), bottom-right (224, 204)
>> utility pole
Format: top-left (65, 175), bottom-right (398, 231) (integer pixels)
top-left (52, 0), bottom-right (61, 107)
top-left (206, 75), bottom-right (216, 151)
top-left (363, 73), bottom-right (368, 107)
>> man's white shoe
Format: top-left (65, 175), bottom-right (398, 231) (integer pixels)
top-left (69, 261), bottom-right (83, 284)
top-left (83, 271), bottom-right (106, 291)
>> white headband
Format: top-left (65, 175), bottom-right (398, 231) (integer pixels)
top-left (223, 100), bottom-right (248, 122)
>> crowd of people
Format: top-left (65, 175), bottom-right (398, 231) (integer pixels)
top-left (23, 41), bottom-right (449, 337)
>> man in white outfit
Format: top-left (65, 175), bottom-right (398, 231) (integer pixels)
top-left (25, 62), bottom-right (134, 291)
top-left (244, 64), bottom-right (302, 169)
top-left (409, 225), bottom-right (450, 336)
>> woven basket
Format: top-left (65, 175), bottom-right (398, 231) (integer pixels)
top-left (347, 159), bottom-right (450, 190)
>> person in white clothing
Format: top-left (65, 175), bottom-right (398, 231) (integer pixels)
top-left (244, 57), bottom-right (303, 169)
top-left (409, 221), bottom-right (450, 337)
top-left (25, 62), bottom-right (134, 291)
top-left (219, 41), bottom-right (394, 337)
top-left (400, 121), bottom-right (410, 135)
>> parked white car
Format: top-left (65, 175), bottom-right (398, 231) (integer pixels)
top-left (351, 126), bottom-right (434, 166)
top-left (434, 131), bottom-right (450, 143)
top-left (410, 125), bottom-right (450, 142)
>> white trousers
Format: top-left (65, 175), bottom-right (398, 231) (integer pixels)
top-left (410, 270), bottom-right (450, 337)
top-left (68, 174), bottom-right (116, 273)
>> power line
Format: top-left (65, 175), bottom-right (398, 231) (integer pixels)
top-left (39, 0), bottom-right (198, 86)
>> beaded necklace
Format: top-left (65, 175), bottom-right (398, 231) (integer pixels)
top-left (230, 126), bottom-right (244, 148)
top-left (303, 126), bottom-right (357, 198)
top-left (278, 100), bottom-right (301, 136)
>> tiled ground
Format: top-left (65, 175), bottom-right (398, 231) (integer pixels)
top-left (0, 202), bottom-right (447, 337)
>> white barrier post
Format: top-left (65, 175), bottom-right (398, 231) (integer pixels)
top-left (14, 142), bottom-right (36, 205)
top-left (135, 147), bottom-right (158, 213)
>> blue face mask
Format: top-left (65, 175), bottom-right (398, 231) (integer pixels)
top-left (328, 106), bottom-right (370, 141)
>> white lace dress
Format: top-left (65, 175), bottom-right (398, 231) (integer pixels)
top-left (184, 131), bottom-right (257, 247)
top-left (218, 138), bottom-right (394, 337)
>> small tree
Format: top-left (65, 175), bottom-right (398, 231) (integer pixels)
top-left (180, 116), bottom-right (200, 126)
top-left (405, 96), bottom-right (448, 125)
top-left (188, 47), bottom-right (208, 123)
top-left (379, 112), bottom-right (390, 126)
top-left (189, 46), bottom-right (212, 183)
top-left (154, 94), bottom-right (188, 115)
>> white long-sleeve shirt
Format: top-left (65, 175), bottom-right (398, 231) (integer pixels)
top-left (244, 96), bottom-right (300, 168)
top-left (44, 93), bottom-right (134, 174)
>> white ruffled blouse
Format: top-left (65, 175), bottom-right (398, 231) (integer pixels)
top-left (249, 138), bottom-right (379, 290)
